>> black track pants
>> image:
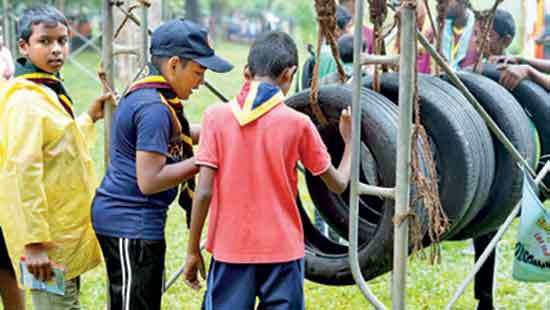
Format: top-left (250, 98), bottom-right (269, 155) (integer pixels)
top-left (97, 234), bottom-right (166, 310)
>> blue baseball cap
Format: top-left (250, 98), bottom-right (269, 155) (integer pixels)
top-left (150, 19), bottom-right (233, 73)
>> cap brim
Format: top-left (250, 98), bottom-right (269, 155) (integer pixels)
top-left (194, 54), bottom-right (234, 73)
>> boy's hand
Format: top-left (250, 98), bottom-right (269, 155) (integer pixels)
top-left (338, 107), bottom-right (352, 143)
top-left (88, 92), bottom-right (116, 123)
top-left (183, 251), bottom-right (206, 291)
top-left (24, 243), bottom-right (53, 282)
top-left (489, 55), bottom-right (521, 65)
top-left (497, 64), bottom-right (531, 90)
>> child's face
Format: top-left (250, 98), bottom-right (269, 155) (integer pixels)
top-left (167, 59), bottom-right (206, 100)
top-left (19, 22), bottom-right (69, 74)
top-left (487, 29), bottom-right (511, 57)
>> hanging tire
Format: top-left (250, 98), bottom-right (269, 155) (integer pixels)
top-left (482, 64), bottom-right (550, 155)
top-left (482, 63), bottom-right (550, 193)
top-left (365, 73), bottom-right (495, 237)
top-left (446, 71), bottom-right (536, 239)
top-left (287, 85), bottom-right (429, 285)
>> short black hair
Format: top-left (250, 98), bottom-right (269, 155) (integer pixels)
top-left (18, 5), bottom-right (69, 42)
top-left (150, 55), bottom-right (188, 72)
top-left (247, 31), bottom-right (298, 80)
top-left (493, 9), bottom-right (516, 39)
top-left (336, 5), bottom-right (352, 31)
top-left (337, 34), bottom-right (365, 63)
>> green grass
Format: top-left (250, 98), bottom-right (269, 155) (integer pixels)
top-left (55, 41), bottom-right (550, 309)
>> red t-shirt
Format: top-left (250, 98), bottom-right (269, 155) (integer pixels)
top-left (196, 102), bottom-right (331, 263)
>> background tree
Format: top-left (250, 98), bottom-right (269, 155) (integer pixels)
top-left (184, 0), bottom-right (200, 23)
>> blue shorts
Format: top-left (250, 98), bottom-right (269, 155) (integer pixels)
top-left (203, 258), bottom-right (305, 310)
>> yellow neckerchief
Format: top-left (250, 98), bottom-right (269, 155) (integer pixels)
top-left (128, 75), bottom-right (193, 146)
top-left (230, 80), bottom-right (286, 126)
top-left (451, 25), bottom-right (465, 62)
top-left (17, 72), bottom-right (75, 118)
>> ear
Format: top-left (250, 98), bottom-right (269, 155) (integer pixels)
top-left (167, 56), bottom-right (181, 70)
top-left (18, 38), bottom-right (29, 56)
top-left (279, 65), bottom-right (297, 84)
top-left (243, 64), bottom-right (252, 80)
top-left (502, 35), bottom-right (513, 49)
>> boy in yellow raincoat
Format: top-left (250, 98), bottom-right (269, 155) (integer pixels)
top-left (0, 6), bottom-right (112, 309)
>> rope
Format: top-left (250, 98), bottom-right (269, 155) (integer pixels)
top-left (309, 0), bottom-right (346, 126)
top-left (395, 0), bottom-right (449, 263)
top-left (368, 0), bottom-right (388, 92)
top-left (435, 0), bottom-right (448, 74)
top-left (470, 0), bottom-right (504, 72)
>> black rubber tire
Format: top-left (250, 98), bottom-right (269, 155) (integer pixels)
top-left (447, 71), bottom-right (536, 239)
top-left (365, 73), bottom-right (494, 236)
top-left (287, 85), bottom-right (429, 285)
top-left (420, 76), bottom-right (496, 238)
top-left (482, 63), bottom-right (550, 193)
top-left (482, 64), bottom-right (550, 156)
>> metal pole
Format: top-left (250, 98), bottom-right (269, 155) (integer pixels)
top-left (141, 4), bottom-right (149, 67)
top-left (360, 54), bottom-right (400, 66)
top-left (2, 0), bottom-right (9, 49)
top-left (349, 0), bottom-right (386, 307)
top-left (392, 2), bottom-right (416, 309)
top-left (445, 161), bottom-right (550, 309)
top-left (161, 0), bottom-right (168, 21)
top-left (2, 0), bottom-right (15, 57)
top-left (359, 183), bottom-right (395, 200)
top-left (416, 31), bottom-right (537, 179)
top-left (204, 81), bottom-right (229, 103)
top-left (8, 9), bottom-right (16, 57)
top-left (102, 0), bottom-right (115, 167)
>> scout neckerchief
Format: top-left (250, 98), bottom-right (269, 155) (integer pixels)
top-left (230, 80), bottom-right (285, 126)
top-left (126, 66), bottom-right (195, 227)
top-left (14, 58), bottom-right (74, 118)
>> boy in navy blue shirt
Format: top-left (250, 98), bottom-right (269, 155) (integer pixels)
top-left (92, 19), bottom-right (232, 309)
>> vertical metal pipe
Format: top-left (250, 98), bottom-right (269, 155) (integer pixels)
top-left (9, 8), bottom-right (16, 58)
top-left (3, 0), bottom-right (15, 57)
top-left (161, 0), bottom-right (168, 21)
top-left (392, 3), bottom-right (416, 310)
top-left (102, 0), bottom-right (115, 167)
top-left (349, 0), bottom-right (386, 308)
top-left (2, 0), bottom-right (10, 49)
top-left (141, 4), bottom-right (149, 67)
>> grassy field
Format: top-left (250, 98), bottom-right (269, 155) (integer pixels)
top-left (51, 40), bottom-right (550, 309)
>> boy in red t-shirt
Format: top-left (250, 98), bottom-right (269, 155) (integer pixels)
top-left (184, 31), bottom-right (352, 309)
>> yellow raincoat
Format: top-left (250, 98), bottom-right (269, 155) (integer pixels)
top-left (0, 78), bottom-right (102, 284)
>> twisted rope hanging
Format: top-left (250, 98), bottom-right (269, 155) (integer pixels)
top-left (469, 0), bottom-right (504, 72)
top-left (309, 0), bottom-right (346, 126)
top-left (435, 0), bottom-right (448, 74)
top-left (368, 0), bottom-right (388, 92)
top-left (393, 0), bottom-right (449, 262)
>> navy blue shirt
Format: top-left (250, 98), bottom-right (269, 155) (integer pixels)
top-left (92, 88), bottom-right (183, 240)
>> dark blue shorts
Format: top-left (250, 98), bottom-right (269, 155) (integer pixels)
top-left (203, 258), bottom-right (305, 310)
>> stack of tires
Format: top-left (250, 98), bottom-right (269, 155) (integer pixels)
top-left (289, 69), bottom-right (549, 285)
